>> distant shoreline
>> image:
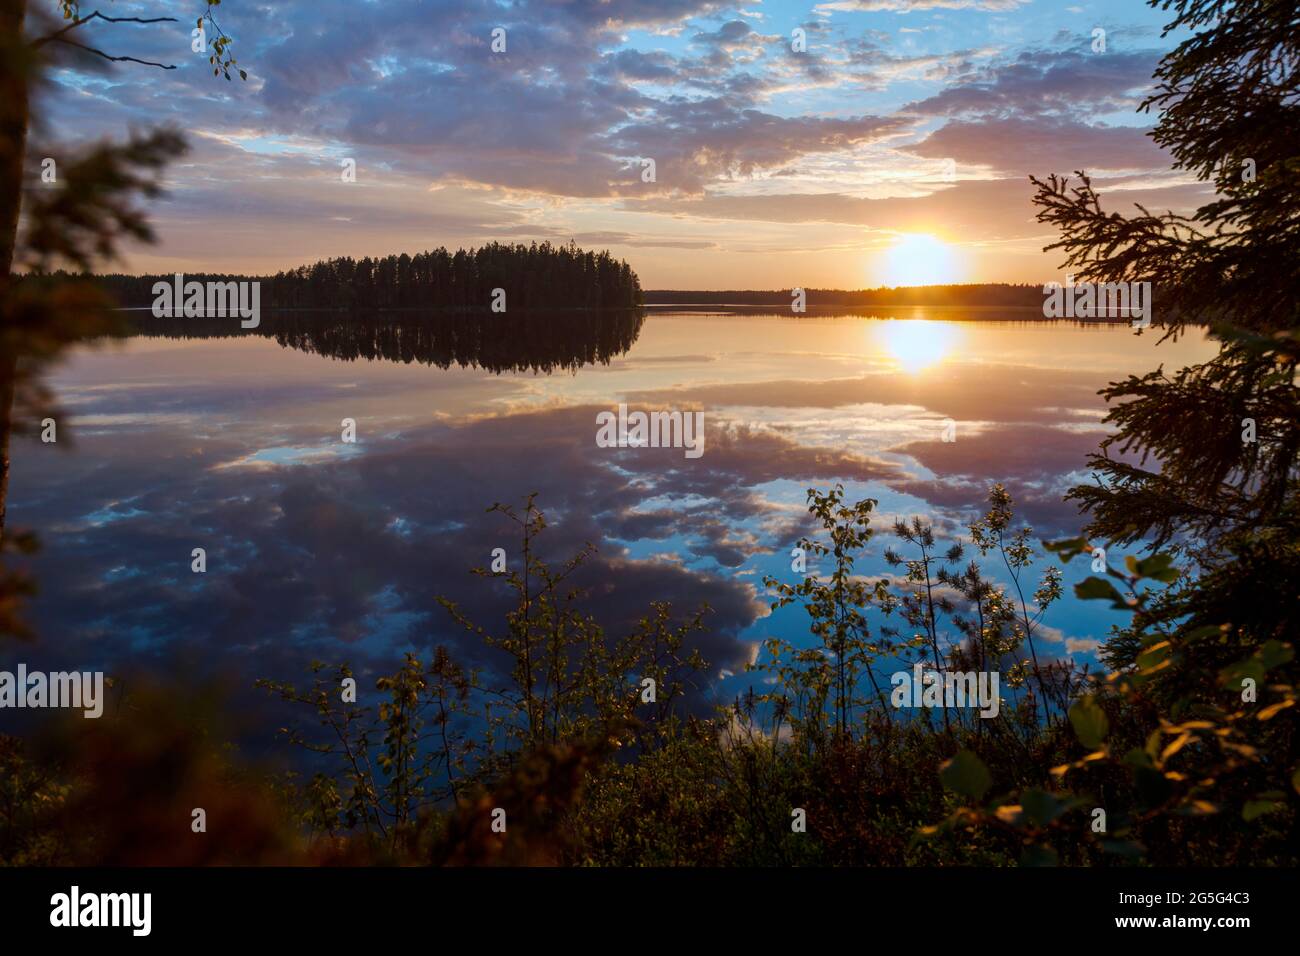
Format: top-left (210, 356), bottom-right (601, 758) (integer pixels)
top-left (108, 303), bottom-right (1150, 327)
top-left (641, 302), bottom-right (1042, 310)
top-left (643, 283), bottom-right (1051, 308)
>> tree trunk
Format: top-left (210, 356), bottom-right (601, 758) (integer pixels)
top-left (0, 360), bottom-right (14, 541)
top-left (0, 0), bottom-right (30, 542)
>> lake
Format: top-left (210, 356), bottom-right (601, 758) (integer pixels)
top-left (4, 308), bottom-right (1218, 727)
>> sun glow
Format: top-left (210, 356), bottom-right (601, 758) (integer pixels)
top-left (880, 233), bottom-right (960, 287)
top-left (880, 320), bottom-right (956, 373)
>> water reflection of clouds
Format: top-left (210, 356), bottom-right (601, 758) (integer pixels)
top-left (7, 315), bottom-right (1216, 727)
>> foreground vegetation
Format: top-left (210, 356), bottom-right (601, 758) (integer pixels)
top-left (1, 482), bottom-right (1296, 866)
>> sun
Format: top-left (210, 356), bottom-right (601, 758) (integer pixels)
top-left (879, 233), bottom-right (961, 287)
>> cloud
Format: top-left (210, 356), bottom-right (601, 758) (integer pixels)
top-left (628, 176), bottom-right (1208, 239)
top-left (691, 20), bottom-right (774, 50)
top-left (844, 39), bottom-right (995, 89)
top-left (611, 104), bottom-right (910, 192)
top-left (906, 49), bottom-right (1161, 119)
top-left (904, 117), bottom-right (1168, 175)
top-left (598, 48), bottom-right (681, 82)
top-left (817, 0), bottom-right (1030, 11)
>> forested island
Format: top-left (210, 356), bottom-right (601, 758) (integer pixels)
top-left (92, 241), bottom-right (643, 311)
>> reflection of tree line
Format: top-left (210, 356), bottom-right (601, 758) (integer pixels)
top-left (118, 308), bottom-right (647, 374)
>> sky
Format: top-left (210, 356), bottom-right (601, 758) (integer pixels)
top-left (33, 0), bottom-right (1208, 288)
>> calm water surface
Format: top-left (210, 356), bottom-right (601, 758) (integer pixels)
top-left (5, 309), bottom-right (1218, 717)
